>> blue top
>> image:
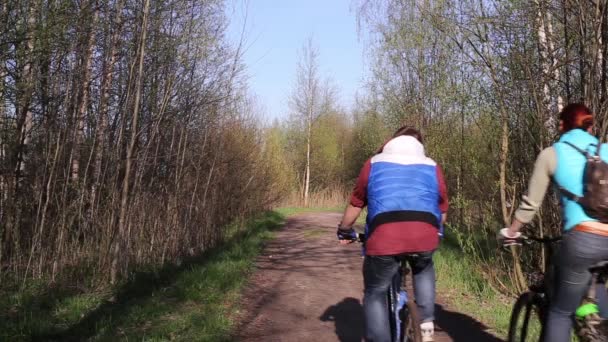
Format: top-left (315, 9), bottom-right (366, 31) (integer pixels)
top-left (553, 129), bottom-right (608, 230)
top-left (366, 161), bottom-right (442, 235)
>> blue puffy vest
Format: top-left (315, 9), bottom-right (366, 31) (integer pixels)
top-left (365, 158), bottom-right (442, 236)
top-left (554, 129), bottom-right (608, 230)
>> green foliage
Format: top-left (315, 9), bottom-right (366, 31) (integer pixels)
top-left (281, 108), bottom-right (352, 196)
top-left (263, 124), bottom-right (297, 196)
top-left (435, 229), bottom-right (512, 338)
top-left (346, 109), bottom-right (389, 179)
top-left (310, 111), bottom-right (351, 188)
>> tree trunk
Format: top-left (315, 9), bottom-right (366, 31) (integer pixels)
top-left (536, 0), bottom-right (563, 135)
top-left (111, 0), bottom-right (150, 284)
top-left (0, 1), bottom-right (6, 273)
top-left (563, 0), bottom-right (572, 102)
top-left (71, 0), bottom-right (99, 181)
top-left (14, 1), bottom-right (37, 191)
top-left (91, 0), bottom-right (125, 217)
top-left (499, 115), bottom-right (510, 226)
top-left (544, 2), bottom-right (564, 113)
top-left (304, 111), bottom-right (311, 207)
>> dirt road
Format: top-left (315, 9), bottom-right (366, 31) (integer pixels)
top-left (235, 212), bottom-right (503, 342)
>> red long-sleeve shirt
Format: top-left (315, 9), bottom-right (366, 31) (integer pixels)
top-left (350, 159), bottom-right (449, 255)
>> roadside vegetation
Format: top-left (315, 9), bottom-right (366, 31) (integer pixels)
top-left (2, 0), bottom-right (604, 340)
top-left (1, 212), bottom-right (284, 341)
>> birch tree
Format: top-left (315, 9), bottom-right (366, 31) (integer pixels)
top-left (289, 37), bottom-right (321, 207)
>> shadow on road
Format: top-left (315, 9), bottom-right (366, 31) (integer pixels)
top-left (320, 297), bottom-right (365, 342)
top-left (435, 304), bottom-right (504, 342)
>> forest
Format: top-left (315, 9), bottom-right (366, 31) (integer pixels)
top-left (1, 0), bottom-right (607, 303)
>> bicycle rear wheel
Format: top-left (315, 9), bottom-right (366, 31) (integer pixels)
top-left (575, 301), bottom-right (607, 342)
top-left (508, 292), bottom-right (545, 342)
top-left (399, 300), bottom-right (422, 342)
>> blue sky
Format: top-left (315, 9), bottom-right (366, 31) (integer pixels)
top-left (226, 0), bottom-right (367, 121)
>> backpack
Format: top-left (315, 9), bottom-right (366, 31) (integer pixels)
top-left (558, 141), bottom-right (608, 223)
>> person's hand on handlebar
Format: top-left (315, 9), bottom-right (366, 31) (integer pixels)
top-left (498, 227), bottom-right (523, 247)
top-left (337, 225), bottom-right (357, 244)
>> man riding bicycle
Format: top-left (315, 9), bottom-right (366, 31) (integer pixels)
top-left (337, 126), bottom-right (448, 342)
top-left (499, 103), bottom-right (608, 342)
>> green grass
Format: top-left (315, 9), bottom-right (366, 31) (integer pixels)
top-left (434, 231), bottom-right (513, 338)
top-left (0, 211), bottom-right (285, 342)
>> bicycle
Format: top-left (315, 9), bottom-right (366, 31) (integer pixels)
top-left (350, 233), bottom-right (423, 342)
top-left (507, 235), bottom-right (608, 342)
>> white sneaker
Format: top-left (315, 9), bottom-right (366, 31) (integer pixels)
top-left (420, 321), bottom-right (434, 342)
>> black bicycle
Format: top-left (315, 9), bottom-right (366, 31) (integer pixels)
top-left (507, 235), bottom-right (608, 342)
top-left (351, 233), bottom-right (422, 342)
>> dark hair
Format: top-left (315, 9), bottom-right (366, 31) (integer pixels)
top-left (376, 125), bottom-right (423, 154)
top-left (391, 125), bottom-right (423, 143)
top-left (559, 103), bottom-right (593, 132)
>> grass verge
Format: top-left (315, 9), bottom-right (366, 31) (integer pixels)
top-left (1, 211), bottom-right (285, 342)
top-left (434, 231), bottom-right (513, 338)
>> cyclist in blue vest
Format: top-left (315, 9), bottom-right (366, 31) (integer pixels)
top-left (499, 103), bottom-right (608, 342)
top-left (337, 126), bottom-right (449, 342)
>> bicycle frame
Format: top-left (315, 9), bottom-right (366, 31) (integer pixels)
top-left (522, 236), bottom-right (561, 299)
top-left (508, 235), bottom-right (608, 341)
top-left (351, 233), bottom-right (420, 342)
top-left (388, 261), bottom-right (411, 342)
top-left (507, 236), bottom-right (560, 342)
top-left (524, 236), bottom-right (561, 317)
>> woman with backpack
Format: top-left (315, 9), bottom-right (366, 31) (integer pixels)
top-left (499, 103), bottom-right (608, 342)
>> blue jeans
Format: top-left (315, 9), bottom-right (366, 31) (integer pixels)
top-left (363, 252), bottom-right (435, 342)
top-left (544, 230), bottom-right (608, 342)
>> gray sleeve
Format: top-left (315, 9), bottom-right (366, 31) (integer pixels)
top-left (514, 147), bottom-right (557, 224)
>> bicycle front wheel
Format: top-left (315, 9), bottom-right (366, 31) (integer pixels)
top-left (508, 292), bottom-right (545, 342)
top-left (399, 300), bottom-right (422, 342)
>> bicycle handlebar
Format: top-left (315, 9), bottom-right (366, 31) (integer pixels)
top-left (341, 232), bottom-right (366, 243)
top-left (357, 233), bottom-right (366, 243)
